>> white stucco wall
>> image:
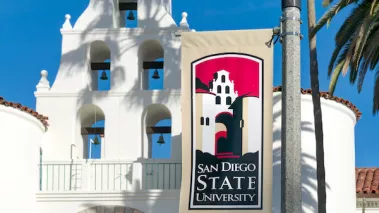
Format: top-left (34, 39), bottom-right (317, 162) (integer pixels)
top-left (51, 30), bottom-right (182, 93)
top-left (36, 1), bottom-right (185, 161)
top-left (0, 105), bottom-right (46, 213)
top-left (33, 92), bottom-right (359, 213)
top-left (36, 191), bottom-right (180, 213)
top-left (201, 93), bottom-right (216, 155)
top-left (36, 92), bottom-right (182, 161)
top-left (73, 0), bottom-right (176, 30)
top-left (272, 92), bottom-right (357, 213)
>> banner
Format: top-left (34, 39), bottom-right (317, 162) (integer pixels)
top-left (180, 29), bottom-right (273, 213)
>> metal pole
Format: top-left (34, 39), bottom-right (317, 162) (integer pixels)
top-left (280, 0), bottom-right (302, 213)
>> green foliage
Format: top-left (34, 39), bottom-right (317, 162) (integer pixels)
top-left (312, 0), bottom-right (379, 114)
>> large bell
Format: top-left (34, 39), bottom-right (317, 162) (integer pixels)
top-left (157, 134), bottom-right (165, 145)
top-left (93, 135), bottom-right (101, 145)
top-left (152, 69), bottom-right (160, 79)
top-left (127, 10), bottom-right (135, 20)
top-left (100, 70), bottom-right (108, 80)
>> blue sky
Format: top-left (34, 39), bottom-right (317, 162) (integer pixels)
top-left (0, 0), bottom-right (378, 166)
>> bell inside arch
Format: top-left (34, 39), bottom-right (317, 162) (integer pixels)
top-left (152, 69), bottom-right (160, 79)
top-left (100, 70), bottom-right (108, 80)
top-left (93, 135), bottom-right (101, 145)
top-left (157, 134), bottom-right (165, 145)
top-left (127, 10), bottom-right (135, 20)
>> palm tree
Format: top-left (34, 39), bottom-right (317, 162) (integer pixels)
top-left (311, 0), bottom-right (379, 115)
top-left (308, 0), bottom-right (327, 212)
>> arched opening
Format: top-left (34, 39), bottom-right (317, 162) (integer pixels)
top-left (221, 75), bottom-right (226, 83)
top-left (215, 111), bottom-right (242, 158)
top-left (226, 96), bottom-right (232, 105)
top-left (216, 96), bottom-right (221, 105)
top-left (217, 85), bottom-right (222, 93)
top-left (225, 86), bottom-right (230, 94)
top-left (119, 1), bottom-right (138, 28)
top-left (143, 104), bottom-right (172, 159)
top-left (138, 40), bottom-right (164, 90)
top-left (78, 104), bottom-right (105, 159)
top-left (89, 41), bottom-right (111, 91)
top-left (200, 117), bottom-right (204, 125)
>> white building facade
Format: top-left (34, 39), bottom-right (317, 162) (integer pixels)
top-left (0, 0), bottom-right (371, 213)
top-left (196, 70), bottom-right (238, 155)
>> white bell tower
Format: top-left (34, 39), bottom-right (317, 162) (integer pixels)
top-left (35, 0), bottom-right (191, 161)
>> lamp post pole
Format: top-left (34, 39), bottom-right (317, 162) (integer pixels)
top-left (280, 0), bottom-right (302, 212)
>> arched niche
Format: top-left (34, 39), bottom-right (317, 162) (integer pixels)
top-left (77, 104), bottom-right (105, 159)
top-left (138, 39), bottom-right (164, 90)
top-left (118, 1), bottom-right (138, 28)
top-left (89, 40), bottom-right (111, 91)
top-left (142, 104), bottom-right (172, 158)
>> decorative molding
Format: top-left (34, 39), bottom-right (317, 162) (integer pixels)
top-left (60, 28), bottom-right (188, 37)
top-left (41, 159), bottom-right (182, 165)
top-left (356, 198), bottom-right (379, 208)
top-left (62, 14), bottom-right (72, 30)
top-left (34, 90), bottom-right (182, 98)
top-left (36, 70), bottom-right (50, 92)
top-left (36, 190), bottom-right (180, 202)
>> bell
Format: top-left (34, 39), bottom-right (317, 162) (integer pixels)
top-left (127, 10), bottom-right (135, 20)
top-left (100, 70), bottom-right (108, 80)
top-left (152, 69), bottom-right (160, 79)
top-left (157, 134), bottom-right (165, 145)
top-left (93, 135), bottom-right (101, 145)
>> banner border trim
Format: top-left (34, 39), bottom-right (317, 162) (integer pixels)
top-left (188, 52), bottom-right (265, 210)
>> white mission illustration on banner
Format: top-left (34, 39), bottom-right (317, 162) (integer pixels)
top-left (189, 53), bottom-right (264, 210)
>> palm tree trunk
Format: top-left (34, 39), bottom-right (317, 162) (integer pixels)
top-left (307, 0), bottom-right (327, 212)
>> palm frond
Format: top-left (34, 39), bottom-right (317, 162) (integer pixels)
top-left (311, 0), bottom-right (359, 37)
top-left (329, 42), bottom-right (351, 94)
top-left (358, 45), bottom-right (377, 84)
top-left (329, 60), bottom-right (344, 94)
top-left (371, 0), bottom-right (378, 15)
top-left (341, 34), bottom-right (358, 76)
top-left (353, 4), bottom-right (379, 91)
top-left (370, 45), bottom-right (379, 70)
top-left (323, 0), bottom-right (334, 7)
top-left (349, 57), bottom-right (361, 83)
top-left (335, 2), bottom-right (369, 44)
top-left (325, 2), bottom-right (368, 77)
top-left (352, 2), bottom-right (379, 75)
top-left (372, 69), bottom-right (379, 114)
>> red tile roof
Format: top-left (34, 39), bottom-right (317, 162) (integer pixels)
top-left (0, 96), bottom-right (48, 129)
top-left (356, 168), bottom-right (379, 198)
top-left (273, 86), bottom-right (362, 121)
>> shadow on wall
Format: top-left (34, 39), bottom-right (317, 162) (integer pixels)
top-left (54, 0), bottom-right (181, 109)
top-left (79, 180), bottom-right (149, 213)
top-left (79, 172), bottom-right (170, 213)
top-left (78, 205), bottom-right (144, 213)
top-left (271, 93), bottom-right (331, 213)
